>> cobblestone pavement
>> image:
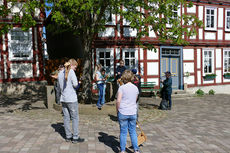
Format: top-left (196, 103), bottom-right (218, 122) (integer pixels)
top-left (0, 94), bottom-right (230, 153)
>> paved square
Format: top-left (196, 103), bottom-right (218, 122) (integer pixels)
top-left (0, 94), bottom-right (230, 153)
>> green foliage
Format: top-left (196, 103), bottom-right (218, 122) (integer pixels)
top-left (1, 0), bottom-right (202, 50)
top-left (205, 73), bottom-right (217, 77)
top-left (195, 89), bottom-right (204, 96)
top-left (208, 89), bottom-right (215, 95)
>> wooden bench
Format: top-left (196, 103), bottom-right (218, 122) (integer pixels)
top-left (140, 82), bottom-right (157, 96)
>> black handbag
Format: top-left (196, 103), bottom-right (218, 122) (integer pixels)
top-left (159, 99), bottom-right (168, 110)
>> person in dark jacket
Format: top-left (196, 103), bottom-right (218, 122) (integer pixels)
top-left (160, 71), bottom-right (172, 110)
top-left (111, 60), bottom-right (126, 101)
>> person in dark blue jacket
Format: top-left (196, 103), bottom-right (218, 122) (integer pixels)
top-left (111, 60), bottom-right (126, 101)
top-left (161, 71), bottom-right (172, 110)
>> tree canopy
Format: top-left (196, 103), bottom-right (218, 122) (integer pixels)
top-left (0, 0), bottom-right (202, 103)
top-left (1, 0), bottom-right (202, 46)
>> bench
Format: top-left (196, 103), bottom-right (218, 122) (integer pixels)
top-left (140, 82), bottom-right (157, 96)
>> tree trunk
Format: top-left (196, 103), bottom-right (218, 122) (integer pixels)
top-left (79, 39), bottom-right (93, 104)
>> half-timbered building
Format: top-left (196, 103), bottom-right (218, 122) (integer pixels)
top-left (93, 0), bottom-right (230, 94)
top-left (0, 0), bottom-right (46, 94)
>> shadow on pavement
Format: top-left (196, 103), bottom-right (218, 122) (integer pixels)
top-left (108, 114), bottom-right (118, 122)
top-left (51, 122), bottom-right (65, 139)
top-left (98, 132), bottom-right (133, 153)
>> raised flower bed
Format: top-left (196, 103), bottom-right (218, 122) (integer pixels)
top-left (203, 74), bottom-right (216, 80)
top-left (223, 73), bottom-right (230, 79)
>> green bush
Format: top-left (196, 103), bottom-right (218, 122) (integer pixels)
top-left (195, 89), bottom-right (204, 96)
top-left (208, 89), bottom-right (215, 95)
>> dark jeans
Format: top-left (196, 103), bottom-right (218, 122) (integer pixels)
top-left (111, 80), bottom-right (118, 101)
top-left (54, 81), bottom-right (61, 104)
top-left (162, 91), bottom-right (172, 108)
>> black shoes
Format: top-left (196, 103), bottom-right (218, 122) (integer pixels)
top-left (72, 137), bottom-right (85, 144)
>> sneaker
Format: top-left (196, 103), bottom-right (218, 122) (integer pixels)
top-left (72, 137), bottom-right (85, 143)
top-left (65, 138), bottom-right (72, 142)
top-left (97, 107), bottom-right (102, 110)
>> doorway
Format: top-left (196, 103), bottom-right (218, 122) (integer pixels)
top-left (160, 47), bottom-right (183, 90)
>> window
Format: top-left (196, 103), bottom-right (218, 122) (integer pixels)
top-left (123, 48), bottom-right (138, 70)
top-left (8, 28), bottom-right (33, 60)
top-left (105, 8), bottom-right (115, 25)
top-left (97, 48), bottom-right (114, 74)
top-left (203, 49), bottom-right (214, 74)
top-left (162, 48), bottom-right (180, 55)
top-left (226, 10), bottom-right (230, 31)
top-left (166, 5), bottom-right (180, 27)
top-left (205, 7), bottom-right (217, 30)
top-left (224, 50), bottom-right (230, 73)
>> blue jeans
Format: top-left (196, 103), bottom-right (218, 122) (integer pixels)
top-left (97, 83), bottom-right (105, 107)
top-left (118, 112), bottom-right (139, 152)
top-left (62, 102), bottom-right (79, 139)
top-left (101, 84), bottom-right (106, 104)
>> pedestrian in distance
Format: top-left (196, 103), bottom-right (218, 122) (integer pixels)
top-left (101, 68), bottom-right (107, 105)
top-left (116, 70), bottom-right (140, 153)
top-left (51, 64), bottom-right (64, 105)
top-left (94, 64), bottom-right (106, 110)
top-left (58, 58), bottom-right (84, 143)
top-left (111, 59), bottom-right (126, 101)
top-left (131, 68), bottom-right (141, 123)
top-left (160, 71), bottom-right (172, 110)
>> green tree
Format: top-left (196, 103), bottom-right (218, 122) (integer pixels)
top-left (0, 0), bottom-right (202, 103)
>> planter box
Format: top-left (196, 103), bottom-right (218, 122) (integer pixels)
top-left (203, 75), bottom-right (216, 80)
top-left (224, 74), bottom-right (230, 79)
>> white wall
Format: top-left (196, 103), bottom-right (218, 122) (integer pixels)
top-left (205, 32), bottom-right (216, 40)
top-left (216, 49), bottom-right (222, 68)
top-left (184, 76), bottom-right (195, 84)
top-left (98, 28), bottom-right (115, 37)
top-left (216, 70), bottom-right (222, 83)
top-left (183, 63), bottom-right (194, 73)
top-left (197, 49), bottom-right (201, 69)
top-left (183, 49), bottom-right (194, 60)
top-left (187, 85), bottom-right (230, 95)
top-left (218, 30), bottom-right (223, 40)
top-left (148, 26), bottom-right (156, 38)
top-left (147, 49), bottom-right (158, 60)
top-left (10, 63), bottom-right (33, 79)
top-left (199, 29), bottom-right (203, 40)
top-left (198, 6), bottom-right (203, 20)
top-left (187, 5), bottom-right (196, 13)
top-left (225, 33), bottom-right (230, 40)
top-left (147, 62), bottom-right (158, 75)
top-left (218, 8), bottom-right (224, 28)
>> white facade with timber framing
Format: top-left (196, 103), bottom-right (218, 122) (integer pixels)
top-left (0, 0), bottom-right (45, 94)
top-left (93, 0), bottom-right (230, 94)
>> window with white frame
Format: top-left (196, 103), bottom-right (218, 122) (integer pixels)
top-left (166, 4), bottom-right (180, 27)
top-left (226, 10), bottom-right (230, 31)
top-left (203, 49), bottom-right (214, 74)
top-left (105, 8), bottom-right (116, 25)
top-left (224, 49), bottom-right (230, 73)
top-left (205, 7), bottom-right (217, 30)
top-left (8, 28), bottom-right (33, 60)
top-left (122, 48), bottom-right (138, 70)
top-left (96, 48), bottom-right (114, 75)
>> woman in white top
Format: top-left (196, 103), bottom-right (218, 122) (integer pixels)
top-left (116, 70), bottom-right (140, 153)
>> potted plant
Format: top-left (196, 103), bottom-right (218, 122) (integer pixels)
top-left (184, 71), bottom-right (190, 77)
top-left (223, 73), bottom-right (230, 79)
top-left (203, 73), bottom-right (217, 80)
